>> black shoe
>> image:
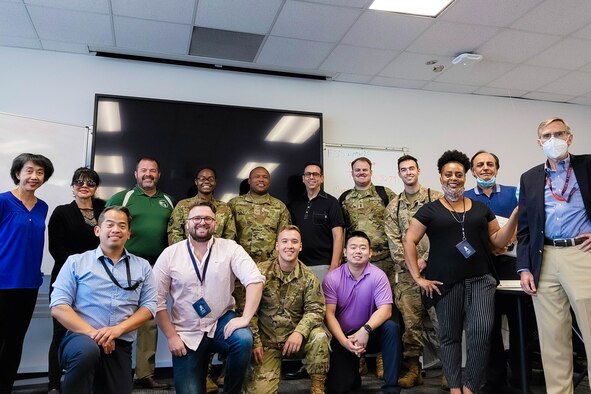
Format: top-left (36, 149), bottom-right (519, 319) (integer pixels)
top-left (285, 365), bottom-right (309, 380)
top-left (135, 376), bottom-right (170, 389)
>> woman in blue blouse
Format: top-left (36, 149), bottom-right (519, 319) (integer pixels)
top-left (0, 153), bottom-right (54, 392)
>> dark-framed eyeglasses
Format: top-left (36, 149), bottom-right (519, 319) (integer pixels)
top-left (73, 179), bottom-right (97, 187)
top-left (303, 172), bottom-right (322, 178)
top-left (197, 176), bottom-right (216, 182)
top-left (187, 216), bottom-right (215, 224)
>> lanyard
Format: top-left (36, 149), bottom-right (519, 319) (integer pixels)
top-left (546, 163), bottom-right (577, 203)
top-left (443, 197), bottom-right (466, 241)
top-left (99, 255), bottom-right (140, 291)
top-left (186, 239), bottom-right (214, 284)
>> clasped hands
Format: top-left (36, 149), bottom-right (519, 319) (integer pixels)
top-left (88, 325), bottom-right (125, 354)
top-left (342, 328), bottom-right (369, 357)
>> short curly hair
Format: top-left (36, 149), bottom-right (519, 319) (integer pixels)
top-left (437, 150), bottom-right (470, 174)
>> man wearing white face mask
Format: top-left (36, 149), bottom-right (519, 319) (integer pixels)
top-left (517, 117), bottom-right (591, 394)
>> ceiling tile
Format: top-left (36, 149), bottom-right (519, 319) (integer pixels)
top-left (271, 1), bottom-right (361, 43)
top-left (41, 40), bottom-right (90, 53)
top-left (333, 73), bottom-right (373, 83)
top-left (369, 76), bottom-right (428, 89)
top-left (435, 61), bottom-right (515, 85)
top-left (512, 0), bottom-right (591, 35)
top-left (25, 0), bottom-right (109, 13)
top-left (257, 36), bottom-right (334, 69)
top-left (112, 0), bottom-right (195, 24)
top-left (320, 44), bottom-right (397, 75)
top-left (341, 10), bottom-right (432, 50)
top-left (0, 3), bottom-right (36, 38)
top-left (537, 71), bottom-right (591, 96)
top-left (473, 86), bottom-right (528, 97)
top-left (568, 96), bottom-right (591, 105)
top-left (573, 23), bottom-right (591, 40)
top-left (305, 0), bottom-right (370, 7)
top-left (195, 0), bottom-right (282, 35)
top-left (28, 6), bottom-right (113, 45)
top-left (406, 21), bottom-right (498, 56)
top-left (479, 29), bottom-right (561, 63)
top-left (521, 92), bottom-right (575, 102)
top-left (579, 61), bottom-right (591, 73)
top-left (526, 38), bottom-right (591, 70)
top-left (380, 52), bottom-right (450, 80)
top-left (114, 16), bottom-right (191, 55)
top-left (0, 35), bottom-right (41, 49)
top-left (423, 81), bottom-right (478, 94)
top-left (440, 0), bottom-right (542, 27)
top-left (189, 27), bottom-right (263, 62)
top-left (487, 64), bottom-right (568, 91)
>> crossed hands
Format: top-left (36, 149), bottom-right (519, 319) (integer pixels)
top-left (88, 325), bottom-right (125, 354)
top-left (343, 329), bottom-right (369, 357)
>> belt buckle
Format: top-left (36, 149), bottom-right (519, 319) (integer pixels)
top-left (553, 239), bottom-right (569, 247)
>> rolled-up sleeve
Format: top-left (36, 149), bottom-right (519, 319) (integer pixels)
top-left (230, 244), bottom-right (265, 287)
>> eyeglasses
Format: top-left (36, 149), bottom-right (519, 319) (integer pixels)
top-left (303, 172), bottom-right (322, 178)
top-left (197, 176), bottom-right (215, 182)
top-left (187, 216), bottom-right (215, 224)
top-left (73, 179), bottom-right (97, 187)
top-left (539, 130), bottom-right (569, 141)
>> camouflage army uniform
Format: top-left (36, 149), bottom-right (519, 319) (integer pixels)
top-left (340, 184), bottom-right (397, 282)
top-left (228, 191), bottom-right (291, 312)
top-left (384, 185), bottom-right (442, 359)
top-left (243, 258), bottom-right (329, 394)
top-left (167, 196), bottom-right (236, 245)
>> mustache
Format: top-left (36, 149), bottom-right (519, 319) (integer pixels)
top-left (142, 175), bottom-right (155, 181)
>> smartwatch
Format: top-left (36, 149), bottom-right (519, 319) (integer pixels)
top-left (363, 324), bottom-right (372, 334)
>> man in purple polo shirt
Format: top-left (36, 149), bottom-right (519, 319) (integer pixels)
top-left (322, 230), bottom-right (401, 394)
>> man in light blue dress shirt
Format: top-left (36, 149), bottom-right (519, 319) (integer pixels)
top-left (50, 206), bottom-right (157, 394)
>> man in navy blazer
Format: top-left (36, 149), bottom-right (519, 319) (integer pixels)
top-left (517, 117), bottom-right (591, 394)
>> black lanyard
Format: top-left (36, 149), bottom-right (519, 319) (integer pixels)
top-left (546, 163), bottom-right (577, 203)
top-left (187, 239), bottom-right (215, 284)
top-left (99, 255), bottom-right (140, 291)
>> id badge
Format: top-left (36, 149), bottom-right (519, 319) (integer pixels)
top-left (456, 240), bottom-right (475, 259)
top-left (193, 298), bottom-right (212, 317)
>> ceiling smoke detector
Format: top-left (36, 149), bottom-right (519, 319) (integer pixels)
top-left (452, 53), bottom-right (483, 66)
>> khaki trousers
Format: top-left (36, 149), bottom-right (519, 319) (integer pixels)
top-left (135, 318), bottom-right (158, 379)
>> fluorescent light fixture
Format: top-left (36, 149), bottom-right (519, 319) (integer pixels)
top-left (369, 0), bottom-right (454, 17)
top-left (97, 100), bottom-right (121, 132)
top-left (452, 53), bottom-right (483, 66)
top-left (94, 155), bottom-right (124, 174)
top-left (236, 162), bottom-right (280, 179)
top-left (265, 116), bottom-right (320, 144)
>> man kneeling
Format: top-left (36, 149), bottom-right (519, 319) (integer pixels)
top-left (244, 225), bottom-right (329, 394)
top-left (323, 231), bottom-right (401, 394)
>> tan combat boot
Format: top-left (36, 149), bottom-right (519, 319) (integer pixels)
top-left (310, 374), bottom-right (326, 394)
top-left (206, 375), bottom-right (219, 393)
top-left (376, 352), bottom-right (384, 379)
top-left (358, 356), bottom-right (368, 375)
top-left (398, 356), bottom-right (423, 388)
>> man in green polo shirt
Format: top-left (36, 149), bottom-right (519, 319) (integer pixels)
top-left (106, 157), bottom-right (173, 390)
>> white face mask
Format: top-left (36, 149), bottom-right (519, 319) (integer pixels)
top-left (542, 137), bottom-right (568, 160)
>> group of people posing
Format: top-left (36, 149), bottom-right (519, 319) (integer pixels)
top-left (0, 116), bottom-right (590, 394)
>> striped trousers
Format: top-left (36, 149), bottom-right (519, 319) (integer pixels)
top-left (435, 274), bottom-right (496, 392)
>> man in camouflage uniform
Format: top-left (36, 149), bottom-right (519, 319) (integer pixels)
top-left (228, 166), bottom-right (291, 311)
top-left (339, 157), bottom-right (396, 378)
top-left (384, 155), bottom-right (443, 389)
top-left (244, 225), bottom-right (329, 394)
top-left (168, 167), bottom-right (236, 244)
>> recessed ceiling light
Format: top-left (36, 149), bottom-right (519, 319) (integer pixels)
top-left (369, 0), bottom-right (455, 17)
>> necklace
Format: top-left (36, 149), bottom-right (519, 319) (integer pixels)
top-left (442, 197), bottom-right (467, 241)
top-left (79, 207), bottom-right (97, 226)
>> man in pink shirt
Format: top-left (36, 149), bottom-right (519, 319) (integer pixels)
top-left (153, 200), bottom-right (265, 394)
top-left (323, 230), bottom-right (401, 394)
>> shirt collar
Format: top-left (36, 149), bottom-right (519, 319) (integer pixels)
top-left (472, 184), bottom-right (501, 195)
top-left (544, 154), bottom-right (571, 173)
top-left (304, 189), bottom-right (327, 200)
top-left (272, 258), bottom-right (303, 283)
top-left (134, 185), bottom-right (162, 197)
top-left (345, 262), bottom-right (371, 280)
top-left (245, 191), bottom-right (272, 204)
top-left (94, 246), bottom-right (130, 265)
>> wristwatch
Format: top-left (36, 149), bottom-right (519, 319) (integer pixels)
top-left (363, 324), bottom-right (372, 334)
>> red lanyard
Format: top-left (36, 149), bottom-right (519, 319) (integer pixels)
top-left (546, 163), bottom-right (577, 202)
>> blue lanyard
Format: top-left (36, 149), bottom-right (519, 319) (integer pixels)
top-left (186, 239), bottom-right (214, 284)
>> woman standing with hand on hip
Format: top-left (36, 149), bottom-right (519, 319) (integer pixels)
top-left (0, 153), bottom-right (54, 393)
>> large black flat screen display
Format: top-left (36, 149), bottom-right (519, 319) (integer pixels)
top-left (91, 95), bottom-right (322, 204)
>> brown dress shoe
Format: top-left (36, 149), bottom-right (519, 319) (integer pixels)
top-left (135, 376), bottom-right (170, 389)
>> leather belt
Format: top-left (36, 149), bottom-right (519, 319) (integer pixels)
top-left (544, 237), bottom-right (584, 247)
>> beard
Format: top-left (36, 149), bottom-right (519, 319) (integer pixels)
top-left (188, 227), bottom-right (213, 242)
top-left (441, 184), bottom-right (465, 201)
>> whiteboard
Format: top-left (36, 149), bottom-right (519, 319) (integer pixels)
top-left (323, 144), bottom-right (408, 197)
top-left (0, 112), bottom-right (90, 274)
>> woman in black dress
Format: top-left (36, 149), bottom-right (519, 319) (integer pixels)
top-left (47, 167), bottom-right (105, 393)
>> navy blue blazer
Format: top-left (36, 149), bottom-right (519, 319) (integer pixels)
top-left (516, 154), bottom-right (591, 285)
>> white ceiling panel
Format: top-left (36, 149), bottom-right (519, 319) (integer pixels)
top-left (526, 38), bottom-right (591, 70)
top-left (25, 0), bottom-right (109, 13)
top-left (112, 0), bottom-right (195, 24)
top-left (537, 71), bottom-right (591, 96)
top-left (114, 16), bottom-right (191, 54)
top-left (406, 21), bottom-right (498, 56)
top-left (0, 35), bottom-right (40, 49)
top-left (369, 76), bottom-right (427, 89)
top-left (512, 0), bottom-right (591, 35)
top-left (379, 52), bottom-right (449, 80)
top-left (521, 91), bottom-right (576, 103)
top-left (423, 81), bottom-right (478, 94)
top-left (195, 0), bottom-right (282, 35)
top-left (41, 40), bottom-right (90, 54)
top-left (257, 36), bottom-right (334, 69)
top-left (305, 0), bottom-right (371, 7)
top-left (341, 10), bottom-right (432, 50)
top-left (320, 44), bottom-right (397, 75)
top-left (487, 65), bottom-right (568, 91)
top-left (435, 61), bottom-right (515, 85)
top-left (271, 1), bottom-right (361, 42)
top-left (28, 6), bottom-right (113, 45)
top-left (473, 86), bottom-right (528, 97)
top-left (568, 96), bottom-right (591, 106)
top-left (478, 30), bottom-right (561, 64)
top-left (333, 73), bottom-right (373, 83)
top-left (0, 3), bottom-right (37, 38)
top-left (440, 0), bottom-right (542, 27)
top-left (573, 23), bottom-right (591, 40)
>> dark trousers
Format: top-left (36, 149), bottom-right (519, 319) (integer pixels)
top-left (327, 320), bottom-right (402, 394)
top-left (48, 317), bottom-right (68, 389)
top-left (0, 288), bottom-right (38, 394)
top-left (60, 332), bottom-right (133, 394)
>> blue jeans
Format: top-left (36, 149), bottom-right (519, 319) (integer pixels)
top-left (173, 310), bottom-right (253, 394)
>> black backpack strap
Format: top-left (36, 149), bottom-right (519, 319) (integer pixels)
top-left (375, 185), bottom-right (390, 207)
top-left (427, 188), bottom-right (431, 202)
top-left (338, 189), bottom-right (352, 207)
